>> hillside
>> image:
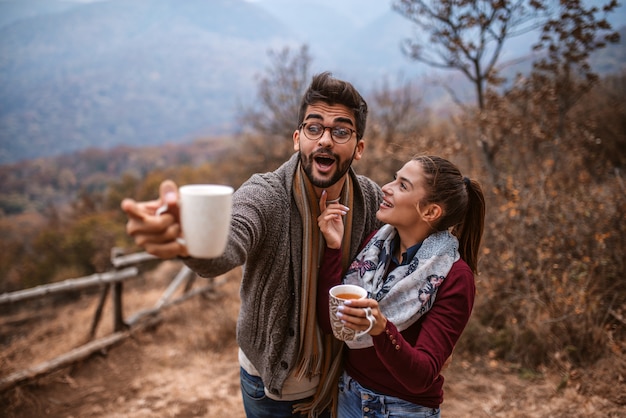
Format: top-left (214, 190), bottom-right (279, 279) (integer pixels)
top-left (0, 137), bottom-right (233, 217)
top-left (0, 0), bottom-right (297, 164)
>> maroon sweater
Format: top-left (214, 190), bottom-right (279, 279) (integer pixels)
top-left (317, 232), bottom-right (475, 408)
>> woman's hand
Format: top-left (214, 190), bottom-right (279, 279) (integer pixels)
top-left (120, 180), bottom-right (189, 258)
top-left (339, 298), bottom-right (387, 337)
top-left (317, 190), bottom-right (349, 249)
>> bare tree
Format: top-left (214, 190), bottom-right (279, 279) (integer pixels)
top-left (237, 45), bottom-right (313, 170)
top-left (369, 75), bottom-right (424, 145)
top-left (240, 45), bottom-right (312, 143)
top-left (393, 0), bottom-right (546, 111)
top-left (489, 0), bottom-right (621, 175)
top-left (530, 0), bottom-right (620, 137)
top-left (359, 75), bottom-right (426, 182)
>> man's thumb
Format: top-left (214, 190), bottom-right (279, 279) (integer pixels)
top-left (160, 179), bottom-right (179, 204)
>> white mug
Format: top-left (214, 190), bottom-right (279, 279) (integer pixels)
top-left (329, 284), bottom-right (376, 341)
top-left (157, 184), bottom-right (233, 258)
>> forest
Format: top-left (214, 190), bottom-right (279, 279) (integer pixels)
top-left (1, 0), bottom-right (625, 408)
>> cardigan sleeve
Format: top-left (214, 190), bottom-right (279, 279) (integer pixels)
top-left (184, 170), bottom-right (286, 277)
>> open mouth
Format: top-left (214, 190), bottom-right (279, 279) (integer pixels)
top-left (315, 155), bottom-right (335, 166)
top-left (314, 154), bottom-right (336, 169)
top-left (381, 199), bottom-right (393, 208)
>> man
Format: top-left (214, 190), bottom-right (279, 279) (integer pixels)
top-left (121, 72), bottom-right (383, 417)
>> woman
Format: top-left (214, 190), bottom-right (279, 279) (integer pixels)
top-left (317, 155), bottom-right (485, 417)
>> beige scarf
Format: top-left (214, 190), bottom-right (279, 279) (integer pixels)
top-left (292, 163), bottom-right (353, 417)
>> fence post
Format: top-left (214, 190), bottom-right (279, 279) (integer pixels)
top-left (88, 283), bottom-right (110, 340)
top-left (110, 248), bottom-right (128, 332)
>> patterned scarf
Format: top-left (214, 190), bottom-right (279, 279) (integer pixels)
top-left (343, 224), bottom-right (460, 349)
top-left (292, 162), bottom-right (353, 417)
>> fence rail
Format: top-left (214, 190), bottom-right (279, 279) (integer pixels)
top-left (0, 248), bottom-right (222, 392)
top-left (0, 267), bottom-right (138, 305)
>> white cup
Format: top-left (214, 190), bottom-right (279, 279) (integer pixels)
top-left (329, 284), bottom-right (376, 341)
top-left (158, 184), bottom-right (233, 258)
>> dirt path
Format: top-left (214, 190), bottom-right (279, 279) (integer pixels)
top-left (1, 261), bottom-right (624, 417)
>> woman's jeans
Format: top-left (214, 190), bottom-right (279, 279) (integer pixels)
top-left (338, 371), bottom-right (441, 418)
top-left (240, 367), bottom-right (330, 418)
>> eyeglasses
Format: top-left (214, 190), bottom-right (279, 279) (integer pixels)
top-left (299, 122), bottom-right (356, 144)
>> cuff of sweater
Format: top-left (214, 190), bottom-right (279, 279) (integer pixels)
top-left (325, 247), bottom-right (342, 255)
top-left (373, 321), bottom-right (402, 351)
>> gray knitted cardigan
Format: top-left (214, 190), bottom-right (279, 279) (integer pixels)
top-left (185, 153), bottom-right (382, 397)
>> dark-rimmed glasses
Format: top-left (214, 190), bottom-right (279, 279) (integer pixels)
top-left (299, 122), bottom-right (356, 144)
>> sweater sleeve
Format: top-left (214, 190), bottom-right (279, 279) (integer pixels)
top-left (184, 171), bottom-right (285, 277)
top-left (317, 230), bottom-right (378, 335)
top-left (370, 260), bottom-right (475, 393)
top-left (317, 247), bottom-right (343, 335)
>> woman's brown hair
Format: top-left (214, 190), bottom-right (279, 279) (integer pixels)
top-left (414, 155), bottom-right (486, 273)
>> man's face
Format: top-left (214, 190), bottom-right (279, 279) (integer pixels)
top-left (293, 102), bottom-right (364, 189)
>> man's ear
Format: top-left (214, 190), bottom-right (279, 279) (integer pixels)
top-left (353, 139), bottom-right (365, 161)
top-left (293, 129), bottom-right (300, 151)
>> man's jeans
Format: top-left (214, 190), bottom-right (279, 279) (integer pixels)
top-left (338, 371), bottom-right (441, 418)
top-left (240, 367), bottom-right (330, 418)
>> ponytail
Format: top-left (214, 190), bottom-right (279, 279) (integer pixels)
top-left (414, 155), bottom-right (486, 273)
top-left (451, 178), bottom-right (485, 273)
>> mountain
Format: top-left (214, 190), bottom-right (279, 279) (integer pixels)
top-left (0, 0), bottom-right (300, 164)
top-left (0, 0), bottom-right (624, 165)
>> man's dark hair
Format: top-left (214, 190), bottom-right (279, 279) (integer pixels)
top-left (297, 72), bottom-right (368, 140)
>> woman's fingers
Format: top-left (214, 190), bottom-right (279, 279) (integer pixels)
top-left (340, 299), bottom-right (386, 335)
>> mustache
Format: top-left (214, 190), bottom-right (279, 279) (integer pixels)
top-left (312, 149), bottom-right (337, 159)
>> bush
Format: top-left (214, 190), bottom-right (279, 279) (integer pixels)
top-left (461, 72), bottom-right (626, 369)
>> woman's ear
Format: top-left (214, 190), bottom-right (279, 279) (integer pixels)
top-left (421, 203), bottom-right (443, 223)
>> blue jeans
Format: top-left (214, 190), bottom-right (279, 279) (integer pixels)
top-left (338, 371), bottom-right (441, 418)
top-left (240, 367), bottom-right (330, 418)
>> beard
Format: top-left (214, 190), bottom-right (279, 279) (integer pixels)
top-left (299, 148), bottom-right (355, 189)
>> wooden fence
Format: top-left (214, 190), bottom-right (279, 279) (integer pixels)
top-left (0, 248), bottom-right (226, 392)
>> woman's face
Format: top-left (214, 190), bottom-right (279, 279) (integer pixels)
top-left (377, 160), bottom-right (429, 229)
